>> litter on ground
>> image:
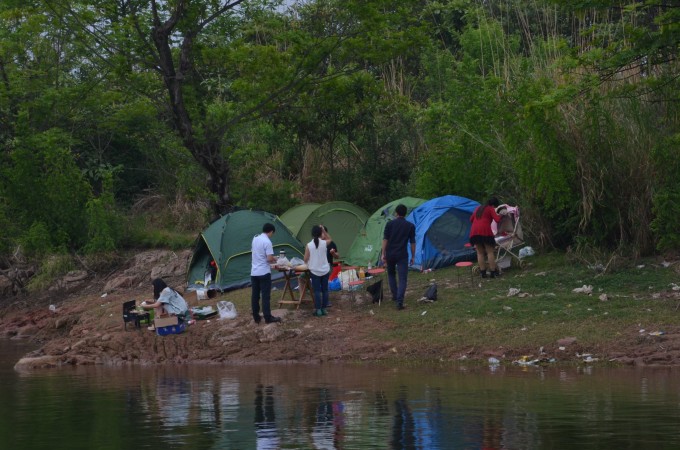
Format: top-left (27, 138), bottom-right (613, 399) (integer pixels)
top-left (572, 285), bottom-right (593, 294)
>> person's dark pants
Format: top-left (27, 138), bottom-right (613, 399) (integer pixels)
top-left (387, 256), bottom-right (409, 307)
top-left (251, 273), bottom-right (272, 321)
top-left (310, 272), bottom-right (329, 310)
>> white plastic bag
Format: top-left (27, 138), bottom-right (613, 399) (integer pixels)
top-left (289, 257), bottom-right (305, 266)
top-left (518, 246), bottom-right (535, 258)
top-left (276, 255), bottom-right (291, 268)
top-left (338, 269), bottom-right (358, 291)
top-left (217, 301), bottom-right (237, 319)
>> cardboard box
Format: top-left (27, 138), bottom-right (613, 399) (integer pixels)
top-left (154, 316), bottom-right (178, 328)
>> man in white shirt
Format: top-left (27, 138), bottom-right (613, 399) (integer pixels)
top-left (251, 223), bottom-right (282, 324)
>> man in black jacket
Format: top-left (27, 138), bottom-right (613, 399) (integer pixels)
top-left (381, 204), bottom-right (416, 310)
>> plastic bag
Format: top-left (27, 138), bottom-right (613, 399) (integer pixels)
top-left (329, 278), bottom-right (341, 291)
top-left (276, 255), bottom-right (291, 267)
top-left (518, 246), bottom-right (535, 258)
top-left (423, 283), bottom-right (437, 301)
top-left (289, 257), bottom-right (304, 266)
top-left (217, 301), bottom-right (237, 320)
top-left (338, 269), bottom-right (358, 290)
top-left (417, 283), bottom-right (437, 303)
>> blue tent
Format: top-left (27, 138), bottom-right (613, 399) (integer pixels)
top-left (407, 195), bottom-right (480, 270)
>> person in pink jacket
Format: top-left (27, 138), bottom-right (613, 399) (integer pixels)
top-left (469, 197), bottom-right (503, 278)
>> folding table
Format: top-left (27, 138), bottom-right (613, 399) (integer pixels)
top-left (277, 267), bottom-right (314, 309)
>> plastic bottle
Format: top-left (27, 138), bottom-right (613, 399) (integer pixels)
top-left (359, 267), bottom-right (365, 279)
top-left (277, 250), bottom-right (287, 267)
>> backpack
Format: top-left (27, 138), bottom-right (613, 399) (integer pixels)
top-left (418, 283), bottom-right (437, 303)
top-left (366, 280), bottom-right (383, 304)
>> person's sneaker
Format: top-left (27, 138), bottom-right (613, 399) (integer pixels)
top-left (397, 304), bottom-right (406, 310)
top-left (481, 270), bottom-right (487, 278)
top-left (321, 309), bottom-right (327, 316)
top-left (490, 270), bottom-right (499, 279)
top-left (253, 315), bottom-right (262, 324)
top-left (314, 309), bottom-right (322, 317)
top-left (265, 316), bottom-right (282, 323)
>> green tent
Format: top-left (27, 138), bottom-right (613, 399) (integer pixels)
top-left (280, 201), bottom-right (370, 258)
top-left (344, 197), bottom-right (427, 267)
top-left (186, 209), bottom-right (304, 292)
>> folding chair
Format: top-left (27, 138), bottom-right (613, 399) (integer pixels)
top-left (348, 280), bottom-right (365, 302)
top-left (455, 261), bottom-right (474, 286)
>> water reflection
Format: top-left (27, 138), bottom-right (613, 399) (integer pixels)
top-left (3, 340), bottom-right (680, 450)
top-left (254, 384), bottom-right (279, 449)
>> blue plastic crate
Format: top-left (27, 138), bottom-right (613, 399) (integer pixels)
top-left (156, 321), bottom-right (186, 336)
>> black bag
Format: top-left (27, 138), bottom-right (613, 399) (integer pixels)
top-left (366, 280), bottom-right (383, 304)
top-left (423, 283), bottom-right (437, 301)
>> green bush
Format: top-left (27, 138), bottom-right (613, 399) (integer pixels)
top-left (19, 222), bottom-right (54, 258)
top-left (5, 129), bottom-right (92, 251)
top-left (84, 172), bottom-right (122, 254)
top-left (0, 199), bottom-right (16, 255)
top-left (651, 189), bottom-right (680, 252)
top-left (84, 198), bottom-right (118, 254)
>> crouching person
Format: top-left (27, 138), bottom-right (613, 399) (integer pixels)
top-left (140, 278), bottom-right (189, 331)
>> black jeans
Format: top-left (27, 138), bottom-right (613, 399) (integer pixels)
top-left (387, 256), bottom-right (409, 306)
top-left (251, 273), bottom-right (272, 320)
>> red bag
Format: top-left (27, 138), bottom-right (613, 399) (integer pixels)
top-left (329, 263), bottom-right (341, 281)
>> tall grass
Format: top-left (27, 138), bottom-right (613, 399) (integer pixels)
top-left (457, 0), bottom-right (678, 255)
top-left (123, 193), bottom-right (209, 249)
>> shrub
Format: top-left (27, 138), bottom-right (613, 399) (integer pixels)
top-left (26, 254), bottom-right (76, 292)
top-left (5, 130), bottom-right (92, 251)
top-left (19, 222), bottom-right (54, 258)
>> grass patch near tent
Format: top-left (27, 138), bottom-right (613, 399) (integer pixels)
top-left (370, 253), bottom-right (679, 353)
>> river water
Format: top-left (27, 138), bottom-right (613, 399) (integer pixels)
top-left (2, 339), bottom-right (680, 449)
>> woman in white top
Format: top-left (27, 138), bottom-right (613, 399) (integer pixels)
top-left (141, 278), bottom-right (189, 330)
top-left (304, 225), bottom-right (332, 317)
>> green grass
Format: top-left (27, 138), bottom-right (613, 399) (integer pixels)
top-left (212, 252), bottom-right (679, 358)
top-left (124, 226), bottom-right (196, 250)
top-left (369, 253), bottom-right (679, 352)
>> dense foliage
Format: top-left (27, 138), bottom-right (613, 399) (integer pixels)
top-left (1, 0), bottom-right (679, 266)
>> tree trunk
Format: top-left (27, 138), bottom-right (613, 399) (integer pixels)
top-left (150, 1), bottom-right (233, 216)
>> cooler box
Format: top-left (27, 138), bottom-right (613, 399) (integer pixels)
top-left (154, 316), bottom-right (186, 336)
top-left (156, 321), bottom-right (186, 336)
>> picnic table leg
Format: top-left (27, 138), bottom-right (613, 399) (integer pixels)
top-left (279, 271), bottom-right (297, 306)
top-left (296, 272), bottom-right (314, 310)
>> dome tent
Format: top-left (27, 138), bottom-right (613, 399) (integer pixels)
top-left (407, 195), bottom-right (480, 270)
top-left (186, 209), bottom-right (304, 292)
top-left (280, 201), bottom-right (370, 257)
top-left (344, 197), bottom-right (427, 267)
